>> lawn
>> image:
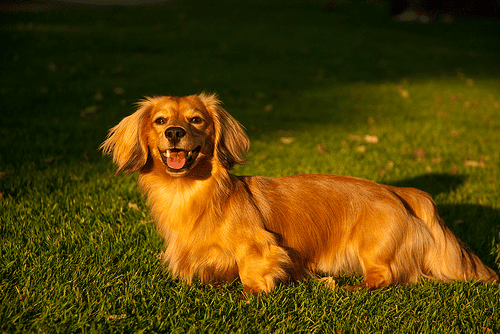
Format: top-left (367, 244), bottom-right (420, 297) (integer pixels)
top-left (1, 0), bottom-right (500, 332)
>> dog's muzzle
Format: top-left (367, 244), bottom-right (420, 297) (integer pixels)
top-left (160, 147), bottom-right (201, 171)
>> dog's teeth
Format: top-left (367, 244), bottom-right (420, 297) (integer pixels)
top-left (166, 150), bottom-right (170, 158)
top-left (187, 151), bottom-right (192, 159)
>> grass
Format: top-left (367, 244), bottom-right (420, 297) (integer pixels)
top-left (1, 0), bottom-right (500, 332)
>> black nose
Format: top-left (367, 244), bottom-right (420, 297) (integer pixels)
top-left (165, 127), bottom-right (186, 144)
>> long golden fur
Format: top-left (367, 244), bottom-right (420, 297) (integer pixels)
top-left (101, 93), bottom-right (498, 294)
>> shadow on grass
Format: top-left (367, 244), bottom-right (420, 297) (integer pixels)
top-left (389, 173), bottom-right (466, 197)
top-left (2, 0), bottom-right (500, 166)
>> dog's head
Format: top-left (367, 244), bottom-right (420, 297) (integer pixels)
top-left (101, 93), bottom-right (249, 178)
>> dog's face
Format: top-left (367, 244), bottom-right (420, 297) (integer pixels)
top-left (101, 94), bottom-right (250, 178)
top-left (145, 96), bottom-right (216, 177)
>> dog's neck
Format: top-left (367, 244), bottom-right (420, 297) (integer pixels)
top-left (138, 161), bottom-right (233, 238)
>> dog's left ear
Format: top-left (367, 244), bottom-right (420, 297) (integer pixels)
top-left (198, 93), bottom-right (250, 170)
top-left (100, 101), bottom-right (152, 174)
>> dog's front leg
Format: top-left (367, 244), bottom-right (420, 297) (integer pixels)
top-left (235, 243), bottom-right (291, 295)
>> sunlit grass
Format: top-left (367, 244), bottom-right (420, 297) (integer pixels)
top-left (1, 0), bottom-right (499, 332)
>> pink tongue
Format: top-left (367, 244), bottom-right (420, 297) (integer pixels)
top-left (167, 151), bottom-right (186, 169)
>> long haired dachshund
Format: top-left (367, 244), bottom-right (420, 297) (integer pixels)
top-left (101, 93), bottom-right (498, 294)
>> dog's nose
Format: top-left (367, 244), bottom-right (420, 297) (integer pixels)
top-left (165, 127), bottom-right (186, 144)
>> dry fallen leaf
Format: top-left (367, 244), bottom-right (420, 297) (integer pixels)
top-left (413, 148), bottom-right (427, 161)
top-left (356, 145), bottom-right (366, 153)
top-left (263, 104), bottom-right (273, 112)
top-left (105, 314), bottom-right (127, 320)
top-left (364, 135), bottom-right (379, 143)
top-left (48, 62), bottom-right (57, 72)
top-left (316, 144), bottom-right (327, 155)
top-left (397, 86), bottom-right (409, 98)
top-left (94, 91), bottom-right (103, 101)
top-left (349, 134), bottom-right (362, 142)
top-left (81, 105), bottom-right (98, 117)
top-left (280, 137), bottom-right (294, 144)
top-left (128, 202), bottom-right (139, 210)
top-left (464, 160), bottom-right (485, 168)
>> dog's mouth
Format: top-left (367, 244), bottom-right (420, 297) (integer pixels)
top-left (160, 146), bottom-right (201, 172)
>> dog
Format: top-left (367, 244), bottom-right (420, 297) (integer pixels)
top-left (101, 93), bottom-right (498, 294)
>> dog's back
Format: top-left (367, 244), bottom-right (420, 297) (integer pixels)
top-left (241, 174), bottom-right (498, 287)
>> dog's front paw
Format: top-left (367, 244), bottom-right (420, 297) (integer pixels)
top-left (242, 285), bottom-right (265, 296)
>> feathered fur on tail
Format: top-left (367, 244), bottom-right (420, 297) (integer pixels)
top-left (390, 186), bottom-right (498, 283)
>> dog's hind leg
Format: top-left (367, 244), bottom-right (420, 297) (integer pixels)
top-left (344, 218), bottom-right (410, 291)
top-left (345, 259), bottom-right (395, 291)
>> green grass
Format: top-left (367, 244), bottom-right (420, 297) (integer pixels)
top-left (1, 0), bottom-right (500, 332)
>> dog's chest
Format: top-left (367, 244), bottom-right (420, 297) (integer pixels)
top-left (165, 234), bottom-right (239, 283)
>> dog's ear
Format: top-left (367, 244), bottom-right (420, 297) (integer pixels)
top-left (198, 93), bottom-right (250, 170)
top-left (100, 100), bottom-right (152, 174)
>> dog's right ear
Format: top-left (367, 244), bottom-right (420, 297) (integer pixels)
top-left (100, 100), bottom-right (152, 174)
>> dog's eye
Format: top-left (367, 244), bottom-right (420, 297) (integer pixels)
top-left (155, 117), bottom-right (166, 125)
top-left (189, 116), bottom-right (203, 124)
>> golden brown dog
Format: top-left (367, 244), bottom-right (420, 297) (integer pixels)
top-left (101, 93), bottom-right (498, 294)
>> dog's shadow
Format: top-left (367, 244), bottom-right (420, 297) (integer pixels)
top-left (389, 173), bottom-right (500, 267)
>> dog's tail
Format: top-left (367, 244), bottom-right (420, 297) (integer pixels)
top-left (391, 186), bottom-right (498, 283)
